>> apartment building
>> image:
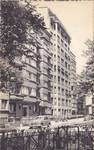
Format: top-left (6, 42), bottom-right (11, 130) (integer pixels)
top-left (8, 28), bottom-right (52, 118)
top-left (76, 74), bottom-right (86, 115)
top-left (0, 5), bottom-right (52, 120)
top-left (70, 51), bottom-right (77, 115)
top-left (38, 7), bottom-right (76, 119)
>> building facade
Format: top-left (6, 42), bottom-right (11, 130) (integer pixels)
top-left (0, 3), bottom-right (52, 121)
top-left (38, 8), bottom-right (76, 119)
top-left (70, 51), bottom-right (77, 115)
top-left (85, 93), bottom-right (94, 116)
top-left (76, 74), bottom-right (85, 115)
top-left (9, 29), bottom-right (52, 118)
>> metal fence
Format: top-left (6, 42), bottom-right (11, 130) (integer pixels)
top-left (0, 126), bottom-right (94, 150)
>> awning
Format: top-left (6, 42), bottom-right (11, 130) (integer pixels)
top-left (10, 95), bottom-right (23, 100)
top-left (39, 101), bottom-right (52, 108)
top-left (23, 96), bottom-right (40, 103)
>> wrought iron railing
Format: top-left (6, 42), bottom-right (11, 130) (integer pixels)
top-left (0, 125), bottom-right (94, 150)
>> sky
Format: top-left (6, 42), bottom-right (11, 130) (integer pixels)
top-left (32, 0), bottom-right (94, 74)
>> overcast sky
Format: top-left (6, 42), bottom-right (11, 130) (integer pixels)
top-left (33, 1), bottom-right (94, 74)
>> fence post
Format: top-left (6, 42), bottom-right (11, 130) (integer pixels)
top-left (77, 127), bottom-right (80, 150)
top-left (52, 132), bottom-right (55, 150)
top-left (66, 126), bottom-right (69, 150)
top-left (1, 131), bottom-right (6, 150)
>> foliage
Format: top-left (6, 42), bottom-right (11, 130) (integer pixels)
top-left (0, 0), bottom-right (46, 91)
top-left (80, 40), bottom-right (94, 94)
top-left (1, 0), bottom-right (45, 61)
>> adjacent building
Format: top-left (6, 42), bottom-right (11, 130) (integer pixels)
top-left (38, 7), bottom-right (77, 119)
top-left (9, 29), bottom-right (52, 118)
top-left (0, 2), bottom-right (52, 121)
top-left (76, 74), bottom-right (85, 115)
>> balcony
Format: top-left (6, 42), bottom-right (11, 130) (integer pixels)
top-left (23, 96), bottom-right (39, 103)
top-left (14, 58), bottom-right (23, 68)
top-left (10, 94), bottom-right (23, 101)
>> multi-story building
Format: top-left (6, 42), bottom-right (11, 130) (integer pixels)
top-left (76, 74), bottom-right (86, 115)
top-left (9, 29), bottom-right (52, 118)
top-left (38, 7), bottom-right (76, 119)
top-left (70, 51), bottom-right (77, 115)
top-left (0, 4), bottom-right (52, 121)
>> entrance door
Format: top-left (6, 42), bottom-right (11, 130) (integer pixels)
top-left (23, 107), bottom-right (27, 117)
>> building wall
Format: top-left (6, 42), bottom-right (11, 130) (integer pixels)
top-left (76, 74), bottom-right (86, 115)
top-left (9, 28), bottom-right (52, 118)
top-left (38, 7), bottom-right (76, 119)
top-left (70, 51), bottom-right (77, 115)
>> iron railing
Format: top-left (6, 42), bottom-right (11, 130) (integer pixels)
top-left (0, 126), bottom-right (94, 150)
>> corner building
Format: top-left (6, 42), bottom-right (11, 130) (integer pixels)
top-left (0, 2), bottom-right (52, 121)
top-left (6, 27), bottom-right (52, 118)
top-left (38, 8), bottom-right (77, 119)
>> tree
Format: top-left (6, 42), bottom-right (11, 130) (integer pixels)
top-left (80, 40), bottom-right (94, 94)
top-left (0, 0), bottom-right (46, 91)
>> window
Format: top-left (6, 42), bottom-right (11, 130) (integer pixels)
top-left (22, 55), bottom-right (26, 62)
top-left (26, 57), bottom-right (29, 64)
top-left (62, 89), bottom-right (64, 95)
top-left (58, 102), bottom-right (60, 106)
top-left (44, 82), bottom-right (48, 88)
top-left (31, 88), bottom-right (36, 97)
top-left (65, 53), bottom-right (67, 59)
top-left (61, 58), bottom-right (64, 65)
top-left (58, 98), bottom-right (60, 101)
top-left (57, 35), bottom-right (60, 44)
top-left (68, 65), bottom-right (70, 70)
top-left (65, 43), bottom-right (67, 48)
top-left (61, 39), bottom-right (63, 46)
top-left (61, 78), bottom-right (64, 85)
top-left (58, 66), bottom-right (60, 73)
top-left (65, 80), bottom-right (68, 86)
top-left (54, 76), bottom-right (56, 83)
top-left (29, 106), bottom-right (31, 110)
top-left (54, 101), bottom-right (57, 105)
top-left (58, 87), bottom-right (60, 93)
top-left (54, 86), bottom-right (56, 93)
top-left (58, 76), bottom-right (60, 84)
top-left (53, 24), bottom-right (56, 30)
top-left (54, 65), bottom-right (56, 71)
top-left (23, 70), bottom-right (29, 78)
top-left (44, 93), bottom-right (48, 101)
top-left (61, 49), bottom-right (64, 57)
top-left (9, 103), bottom-right (16, 112)
top-left (31, 73), bottom-right (36, 82)
top-left (19, 105), bottom-right (21, 110)
top-left (58, 56), bottom-right (60, 63)
top-left (21, 86), bottom-right (29, 95)
top-left (31, 59), bottom-right (36, 67)
top-left (58, 45), bottom-right (60, 54)
top-left (65, 62), bottom-right (67, 68)
top-left (57, 25), bottom-right (60, 32)
top-left (33, 46), bottom-right (36, 53)
top-left (58, 109), bottom-right (60, 112)
top-left (66, 100), bottom-right (68, 106)
top-left (61, 69), bottom-right (64, 75)
top-left (1, 100), bottom-right (7, 109)
top-left (71, 86), bottom-right (73, 91)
